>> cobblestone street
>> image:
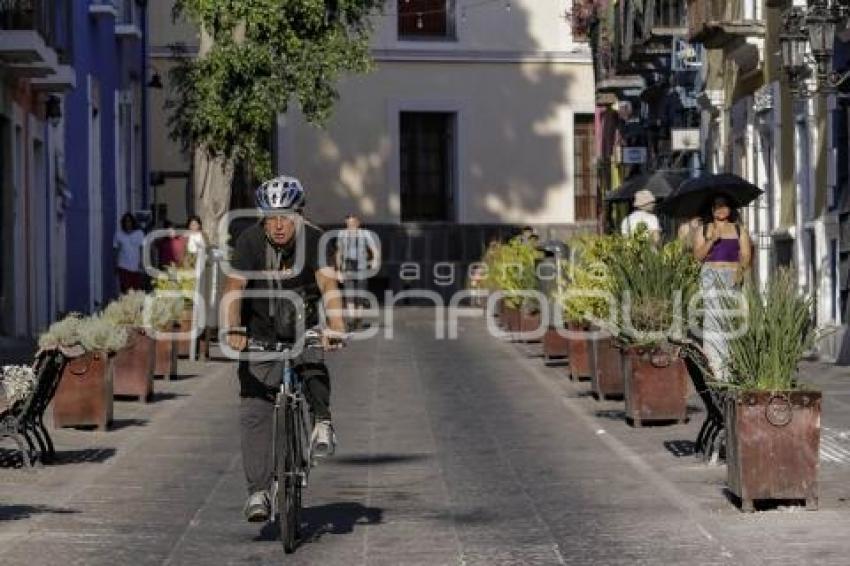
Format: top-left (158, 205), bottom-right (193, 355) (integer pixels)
top-left (2, 309), bottom-right (850, 565)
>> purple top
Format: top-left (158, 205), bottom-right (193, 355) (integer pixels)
top-left (705, 238), bottom-right (740, 263)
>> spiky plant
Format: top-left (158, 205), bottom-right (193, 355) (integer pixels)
top-left (610, 235), bottom-right (701, 348)
top-left (722, 269), bottom-right (816, 391)
top-left (558, 234), bottom-right (621, 327)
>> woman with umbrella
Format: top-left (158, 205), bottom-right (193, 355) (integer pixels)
top-left (660, 174), bottom-right (760, 380)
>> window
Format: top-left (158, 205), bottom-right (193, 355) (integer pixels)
top-left (400, 112), bottom-right (456, 222)
top-left (573, 114), bottom-right (597, 222)
top-left (398, 0), bottom-right (456, 40)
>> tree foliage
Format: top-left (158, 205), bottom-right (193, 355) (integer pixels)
top-left (169, 0), bottom-right (386, 179)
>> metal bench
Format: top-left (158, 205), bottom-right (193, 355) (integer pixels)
top-left (0, 349), bottom-right (68, 468)
top-left (679, 341), bottom-right (725, 464)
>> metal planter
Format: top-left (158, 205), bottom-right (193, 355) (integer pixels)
top-left (53, 351), bottom-right (114, 431)
top-left (623, 347), bottom-right (689, 426)
top-left (725, 390), bottom-right (821, 512)
top-left (501, 306), bottom-right (521, 332)
top-left (154, 334), bottom-right (176, 380)
top-left (113, 328), bottom-right (155, 402)
top-left (590, 336), bottom-right (624, 400)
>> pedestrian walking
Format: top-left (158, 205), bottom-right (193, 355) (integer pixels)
top-left (336, 214), bottom-right (379, 329)
top-left (693, 195), bottom-right (752, 380)
top-left (114, 212), bottom-right (146, 293)
top-left (185, 215), bottom-right (207, 267)
top-left (621, 189), bottom-right (661, 244)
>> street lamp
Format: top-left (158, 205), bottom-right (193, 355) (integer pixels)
top-left (807, 0), bottom-right (840, 89)
top-left (780, 6), bottom-right (811, 98)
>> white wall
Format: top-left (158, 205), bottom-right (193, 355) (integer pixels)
top-left (279, 59), bottom-right (594, 225)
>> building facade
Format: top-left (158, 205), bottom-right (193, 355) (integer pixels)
top-left (0, 0), bottom-right (74, 338)
top-left (64, 0), bottom-right (148, 313)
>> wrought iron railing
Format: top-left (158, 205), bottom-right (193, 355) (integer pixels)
top-left (647, 0), bottom-right (686, 30)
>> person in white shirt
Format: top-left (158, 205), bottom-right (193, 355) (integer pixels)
top-left (336, 214), bottom-right (379, 329)
top-left (114, 213), bottom-right (146, 293)
top-left (620, 189), bottom-right (661, 244)
top-left (185, 215), bottom-right (207, 266)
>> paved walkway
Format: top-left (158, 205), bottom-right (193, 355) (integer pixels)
top-left (1, 309), bottom-right (850, 564)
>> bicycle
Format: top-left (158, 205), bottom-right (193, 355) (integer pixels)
top-left (246, 329), bottom-right (327, 554)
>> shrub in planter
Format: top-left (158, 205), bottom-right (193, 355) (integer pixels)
top-left (104, 292), bottom-right (156, 401)
top-left (153, 268), bottom-right (201, 358)
top-left (147, 296), bottom-right (184, 379)
top-left (610, 236), bottom-right (700, 425)
top-left (41, 314), bottom-right (128, 430)
top-left (720, 270), bottom-right (821, 512)
top-left (483, 237), bottom-right (542, 336)
top-left (558, 235), bottom-right (621, 383)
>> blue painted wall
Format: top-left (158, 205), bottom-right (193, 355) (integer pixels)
top-left (64, 2), bottom-right (145, 313)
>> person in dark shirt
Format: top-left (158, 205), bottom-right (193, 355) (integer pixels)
top-left (221, 174), bottom-right (347, 523)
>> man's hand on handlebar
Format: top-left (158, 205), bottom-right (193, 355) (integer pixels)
top-left (226, 328), bottom-right (248, 352)
top-left (321, 328), bottom-right (349, 351)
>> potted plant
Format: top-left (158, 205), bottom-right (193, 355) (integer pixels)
top-left (41, 314), bottom-right (128, 430)
top-left (147, 295), bottom-right (184, 380)
top-left (153, 267), bottom-right (201, 358)
top-left (561, 235), bottom-right (625, 395)
top-left (484, 237), bottom-right (541, 335)
top-left (719, 270), bottom-right (821, 512)
top-left (610, 236), bottom-right (700, 425)
top-left (103, 292), bottom-right (156, 402)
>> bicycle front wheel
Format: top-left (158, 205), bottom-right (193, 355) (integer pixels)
top-left (277, 401), bottom-right (302, 554)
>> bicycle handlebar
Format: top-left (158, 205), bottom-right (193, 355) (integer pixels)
top-left (245, 329), bottom-right (342, 353)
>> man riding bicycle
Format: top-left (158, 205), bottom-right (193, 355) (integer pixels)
top-left (222, 175), bottom-right (347, 523)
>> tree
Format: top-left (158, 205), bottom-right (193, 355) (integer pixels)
top-left (167, 0), bottom-right (386, 220)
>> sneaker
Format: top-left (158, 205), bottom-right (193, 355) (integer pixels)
top-left (312, 420), bottom-right (336, 458)
top-left (243, 490), bottom-right (270, 523)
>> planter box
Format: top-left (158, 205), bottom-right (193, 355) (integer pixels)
top-left (176, 309), bottom-right (209, 359)
top-left (154, 335), bottom-right (177, 380)
top-left (623, 347), bottom-right (689, 426)
top-left (52, 352), bottom-right (114, 430)
top-left (566, 323), bottom-right (592, 381)
top-left (113, 329), bottom-right (155, 402)
top-left (726, 390), bottom-right (821, 512)
top-left (518, 311), bottom-right (542, 341)
top-left (543, 327), bottom-right (570, 362)
top-left (590, 336), bottom-right (624, 400)
top-left (501, 306), bottom-right (520, 332)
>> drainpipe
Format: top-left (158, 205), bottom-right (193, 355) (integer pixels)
top-left (140, 0), bottom-right (149, 211)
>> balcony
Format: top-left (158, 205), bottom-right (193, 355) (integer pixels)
top-left (646, 0), bottom-right (687, 37)
top-left (89, 0), bottom-right (119, 18)
top-left (0, 0), bottom-right (73, 69)
top-left (30, 64), bottom-right (76, 92)
top-left (115, 0), bottom-right (142, 40)
top-left (687, 0), bottom-right (764, 49)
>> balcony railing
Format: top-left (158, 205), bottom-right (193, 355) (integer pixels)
top-left (646, 0), bottom-right (687, 35)
top-left (0, 0), bottom-right (73, 64)
top-left (687, 0), bottom-right (764, 48)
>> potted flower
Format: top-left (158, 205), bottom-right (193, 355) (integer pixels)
top-left (41, 314), bottom-right (128, 430)
top-left (610, 236), bottom-right (700, 426)
top-left (720, 270), bottom-right (821, 512)
top-left (560, 235), bottom-right (623, 395)
top-left (103, 291), bottom-right (156, 402)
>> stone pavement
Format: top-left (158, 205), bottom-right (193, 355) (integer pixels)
top-left (0, 309), bottom-right (850, 565)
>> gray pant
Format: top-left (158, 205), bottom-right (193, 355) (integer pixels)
top-left (700, 265), bottom-right (737, 382)
top-left (238, 355), bottom-right (330, 494)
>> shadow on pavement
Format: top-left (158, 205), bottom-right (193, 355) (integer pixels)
top-left (109, 418), bottom-right (149, 431)
top-left (663, 440), bottom-right (696, 458)
top-left (300, 502), bottom-right (383, 541)
top-left (330, 453), bottom-right (430, 466)
top-left (0, 504), bottom-right (79, 521)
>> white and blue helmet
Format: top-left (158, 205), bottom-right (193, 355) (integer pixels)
top-left (255, 175), bottom-right (306, 212)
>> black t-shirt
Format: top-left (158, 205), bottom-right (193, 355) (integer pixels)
top-left (232, 220), bottom-right (329, 343)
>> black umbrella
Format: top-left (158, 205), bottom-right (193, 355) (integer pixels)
top-left (604, 170), bottom-right (688, 202)
top-left (658, 173), bottom-right (762, 218)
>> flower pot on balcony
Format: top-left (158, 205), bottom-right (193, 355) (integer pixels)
top-left (113, 328), bottom-right (154, 402)
top-left (725, 390), bottom-right (821, 512)
top-left (543, 327), bottom-right (569, 363)
top-left (52, 352), bottom-right (113, 431)
top-left (623, 346), bottom-right (689, 426)
top-left (154, 333), bottom-right (177, 380)
top-left (566, 323), bottom-right (591, 381)
top-left (590, 335), bottom-right (624, 400)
